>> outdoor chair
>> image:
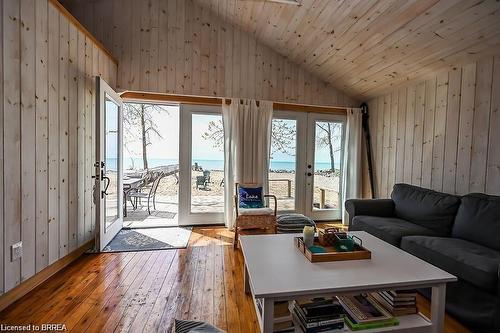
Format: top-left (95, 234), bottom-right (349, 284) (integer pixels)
top-left (129, 171), bottom-right (164, 214)
top-left (233, 183), bottom-right (277, 249)
top-left (196, 170), bottom-right (212, 190)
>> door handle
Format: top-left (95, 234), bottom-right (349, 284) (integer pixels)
top-left (102, 176), bottom-right (111, 196)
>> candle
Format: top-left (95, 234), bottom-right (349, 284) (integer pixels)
top-left (303, 226), bottom-right (315, 248)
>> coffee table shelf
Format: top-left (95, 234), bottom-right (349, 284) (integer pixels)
top-left (290, 313), bottom-right (431, 333)
top-left (240, 232), bottom-right (456, 333)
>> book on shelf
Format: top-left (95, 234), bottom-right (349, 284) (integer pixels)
top-left (291, 310), bottom-right (344, 333)
top-left (369, 293), bottom-right (417, 317)
top-left (293, 297), bottom-right (345, 317)
top-left (382, 290), bottom-right (417, 302)
top-left (292, 306), bottom-right (344, 329)
top-left (290, 297), bottom-right (345, 333)
top-left (343, 312), bottom-right (399, 331)
top-left (378, 294), bottom-right (416, 307)
top-left (337, 294), bottom-right (394, 324)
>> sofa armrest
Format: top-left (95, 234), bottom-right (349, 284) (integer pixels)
top-left (345, 199), bottom-right (395, 225)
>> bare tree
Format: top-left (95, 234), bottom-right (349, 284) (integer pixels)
top-left (316, 122), bottom-right (342, 174)
top-left (202, 120), bottom-right (224, 150)
top-left (202, 119), bottom-right (342, 174)
top-left (202, 119), bottom-right (296, 157)
top-left (123, 103), bottom-right (165, 170)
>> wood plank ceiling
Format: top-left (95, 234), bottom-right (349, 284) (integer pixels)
top-left (194, 0), bottom-right (500, 99)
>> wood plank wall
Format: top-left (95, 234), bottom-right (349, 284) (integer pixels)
top-left (367, 55), bottom-right (500, 198)
top-left (0, 0), bottom-right (117, 295)
top-left (59, 0), bottom-right (357, 107)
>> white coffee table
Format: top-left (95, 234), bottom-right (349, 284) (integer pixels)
top-left (239, 231), bottom-right (457, 333)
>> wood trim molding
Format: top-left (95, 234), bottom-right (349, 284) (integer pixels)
top-left (120, 91), bottom-right (223, 106)
top-left (120, 91), bottom-right (348, 114)
top-left (0, 240), bottom-right (94, 312)
top-left (49, 0), bottom-right (118, 65)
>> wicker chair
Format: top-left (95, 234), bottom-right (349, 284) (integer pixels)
top-left (233, 183), bottom-right (277, 249)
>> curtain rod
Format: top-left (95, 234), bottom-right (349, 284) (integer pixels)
top-left (120, 91), bottom-right (348, 114)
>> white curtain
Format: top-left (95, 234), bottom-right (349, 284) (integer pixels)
top-left (222, 98), bottom-right (274, 229)
top-left (342, 108), bottom-right (363, 225)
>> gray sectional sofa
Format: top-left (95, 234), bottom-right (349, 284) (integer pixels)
top-left (345, 183), bottom-right (500, 333)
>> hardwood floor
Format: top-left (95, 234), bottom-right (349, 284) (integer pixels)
top-left (0, 227), bottom-right (470, 333)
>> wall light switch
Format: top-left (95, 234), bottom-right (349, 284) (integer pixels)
top-left (11, 241), bottom-right (22, 262)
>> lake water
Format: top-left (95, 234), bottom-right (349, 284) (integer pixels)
top-left (108, 158), bottom-right (339, 172)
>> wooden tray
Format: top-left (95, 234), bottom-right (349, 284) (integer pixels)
top-left (294, 236), bottom-right (371, 263)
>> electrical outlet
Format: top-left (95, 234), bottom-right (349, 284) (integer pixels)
top-left (11, 241), bottom-right (22, 262)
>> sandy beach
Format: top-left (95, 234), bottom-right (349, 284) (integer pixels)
top-left (109, 168), bottom-right (340, 216)
top-left (153, 169), bottom-right (340, 210)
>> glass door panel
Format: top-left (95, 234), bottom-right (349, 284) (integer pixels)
top-left (306, 114), bottom-right (345, 221)
top-left (178, 104), bottom-right (224, 225)
top-left (190, 113), bottom-right (224, 214)
top-left (269, 118), bottom-right (298, 212)
top-left (105, 96), bottom-right (120, 229)
top-left (312, 121), bottom-right (343, 211)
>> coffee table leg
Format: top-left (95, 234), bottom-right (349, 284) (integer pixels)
top-left (261, 298), bottom-right (274, 333)
top-left (244, 263), bottom-right (250, 294)
top-left (431, 283), bottom-right (446, 333)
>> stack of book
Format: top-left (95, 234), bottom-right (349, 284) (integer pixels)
top-left (337, 294), bottom-right (399, 330)
top-left (289, 297), bottom-right (345, 332)
top-left (370, 290), bottom-right (418, 316)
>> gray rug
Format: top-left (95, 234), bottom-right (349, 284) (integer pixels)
top-left (103, 227), bottom-right (192, 252)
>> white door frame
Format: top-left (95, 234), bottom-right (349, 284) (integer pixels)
top-left (305, 112), bottom-right (346, 221)
top-left (178, 104), bottom-right (224, 225)
top-left (95, 76), bottom-right (124, 251)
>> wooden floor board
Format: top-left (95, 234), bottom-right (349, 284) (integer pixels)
top-left (0, 227), bottom-right (470, 333)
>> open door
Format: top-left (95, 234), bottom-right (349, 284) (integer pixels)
top-left (95, 76), bottom-right (124, 251)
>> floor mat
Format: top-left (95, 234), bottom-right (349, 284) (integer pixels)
top-left (123, 210), bottom-right (178, 229)
top-left (103, 227), bottom-right (192, 252)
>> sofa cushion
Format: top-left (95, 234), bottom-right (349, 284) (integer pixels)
top-left (401, 236), bottom-right (500, 293)
top-left (391, 183), bottom-right (461, 236)
top-left (452, 193), bottom-right (500, 251)
top-left (350, 216), bottom-right (439, 247)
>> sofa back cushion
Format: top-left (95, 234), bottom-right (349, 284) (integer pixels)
top-left (391, 184), bottom-right (461, 235)
top-left (452, 194), bottom-right (500, 250)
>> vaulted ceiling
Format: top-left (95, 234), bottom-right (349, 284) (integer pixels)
top-left (194, 0), bottom-right (500, 99)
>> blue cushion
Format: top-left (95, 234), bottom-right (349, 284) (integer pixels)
top-left (239, 186), bottom-right (264, 208)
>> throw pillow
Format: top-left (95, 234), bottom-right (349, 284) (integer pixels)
top-left (239, 186), bottom-right (264, 209)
